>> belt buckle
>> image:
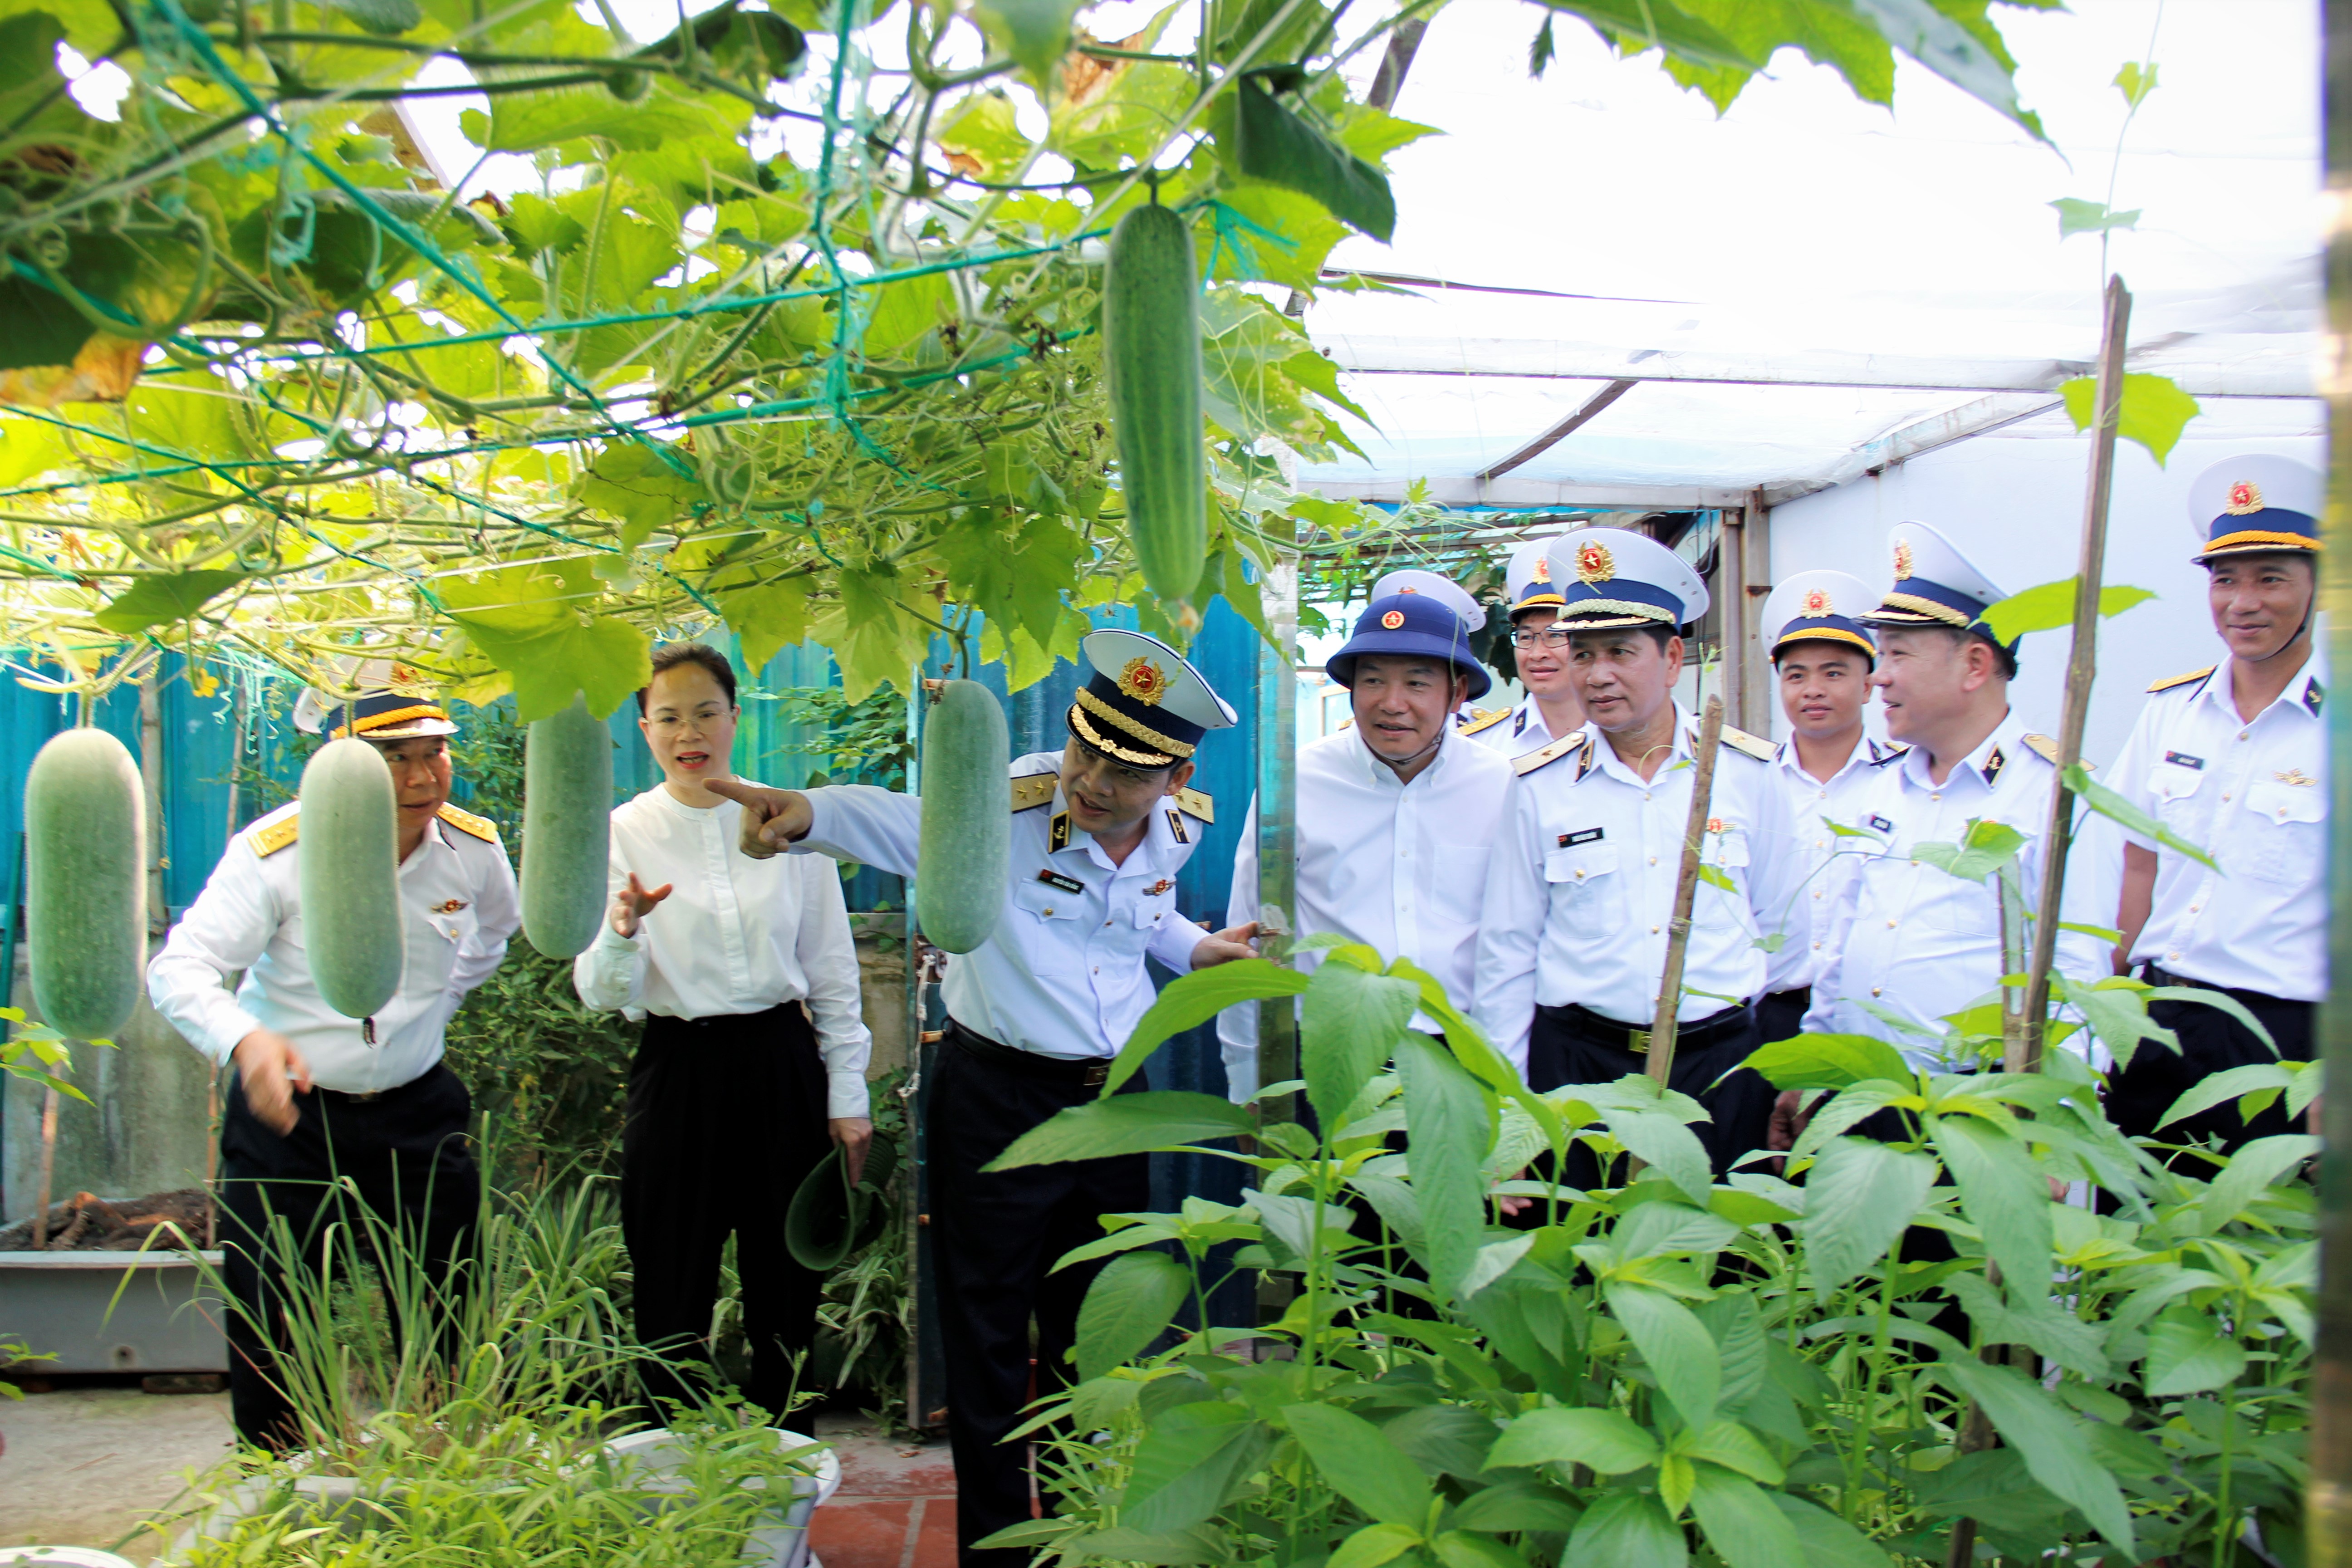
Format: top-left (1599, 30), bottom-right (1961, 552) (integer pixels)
top-left (1083, 1063), bottom-right (1109, 1088)
top-left (1627, 1029), bottom-right (1650, 1056)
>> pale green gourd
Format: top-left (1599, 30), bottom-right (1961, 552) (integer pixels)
top-left (1103, 203), bottom-right (1208, 603)
top-left (916, 681), bottom-right (1009, 954)
top-left (25, 728), bottom-right (147, 1040)
top-left (300, 738), bottom-right (405, 1019)
top-left (522, 695), bottom-right (613, 958)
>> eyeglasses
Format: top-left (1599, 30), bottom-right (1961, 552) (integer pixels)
top-left (1510, 628), bottom-right (1575, 649)
top-left (647, 710), bottom-right (727, 733)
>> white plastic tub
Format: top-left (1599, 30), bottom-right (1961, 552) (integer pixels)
top-left (600, 1427), bottom-right (841, 1568)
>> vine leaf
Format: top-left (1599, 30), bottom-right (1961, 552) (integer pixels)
top-left (2058, 372), bottom-right (2200, 466)
top-left (721, 580), bottom-right (810, 672)
top-left (1976, 578), bottom-right (2155, 644)
top-left (441, 562), bottom-right (652, 720)
top-left (1232, 75), bottom-right (1396, 243)
top-left (971, 0), bottom-right (1086, 92)
top-left (322, 0), bottom-right (422, 35)
top-left (93, 569), bottom-right (251, 633)
top-left (2049, 197), bottom-right (2140, 240)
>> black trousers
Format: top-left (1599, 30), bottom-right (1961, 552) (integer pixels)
top-left (1528, 1003), bottom-right (1773, 1185)
top-left (1756, 986), bottom-right (1812, 1046)
top-left (930, 1023), bottom-right (1151, 1568)
top-left (2105, 965), bottom-right (2315, 1155)
top-left (218, 1061), bottom-right (479, 1450)
top-left (622, 1005), bottom-right (832, 1420)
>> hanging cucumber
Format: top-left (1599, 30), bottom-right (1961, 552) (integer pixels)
top-left (299, 738), bottom-right (405, 1020)
top-left (916, 681), bottom-right (1009, 954)
top-left (24, 728), bottom-right (147, 1040)
top-left (521, 694), bottom-right (613, 959)
top-left (1103, 202), bottom-right (1208, 603)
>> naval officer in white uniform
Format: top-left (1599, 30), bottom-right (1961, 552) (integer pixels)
top-left (703, 632), bottom-right (1255, 1568)
top-left (149, 662), bottom-right (519, 1448)
top-left (1465, 531), bottom-right (1586, 757)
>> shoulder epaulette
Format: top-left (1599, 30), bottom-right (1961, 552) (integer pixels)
top-left (1010, 772), bottom-right (1057, 813)
top-left (436, 803), bottom-right (500, 843)
top-left (248, 809), bottom-right (299, 858)
top-left (1174, 785), bottom-right (1214, 823)
top-left (1514, 733), bottom-right (1584, 778)
top-left (1867, 738), bottom-right (1908, 765)
top-left (1459, 707), bottom-right (1509, 736)
top-left (2018, 734), bottom-right (2093, 771)
top-left (2147, 666), bottom-right (2215, 695)
top-left (1719, 725), bottom-right (1775, 762)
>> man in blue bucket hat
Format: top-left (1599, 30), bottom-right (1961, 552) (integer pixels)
top-left (1219, 579), bottom-right (1514, 1101)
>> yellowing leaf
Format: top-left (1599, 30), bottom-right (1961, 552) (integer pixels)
top-left (92, 569), bottom-right (251, 633)
top-left (1978, 579), bottom-right (2157, 645)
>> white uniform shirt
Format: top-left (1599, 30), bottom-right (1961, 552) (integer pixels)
top-left (1215, 730), bottom-right (1514, 1099)
top-left (1772, 735), bottom-right (1905, 993)
top-left (2109, 660), bottom-right (2327, 1001)
top-left (1465, 697), bottom-right (1563, 758)
top-left (792, 754), bottom-right (1210, 1059)
top-left (574, 784), bottom-right (874, 1118)
top-left (1801, 710), bottom-right (2114, 1064)
top-left (1472, 707), bottom-right (1808, 1077)
top-left (147, 801), bottom-right (519, 1094)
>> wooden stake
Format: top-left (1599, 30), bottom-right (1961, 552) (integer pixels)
top-left (2018, 277), bottom-right (2131, 1069)
top-left (1646, 695), bottom-right (1726, 1087)
top-left (32, 1084), bottom-right (58, 1250)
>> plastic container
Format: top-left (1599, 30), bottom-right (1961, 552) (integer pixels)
top-left (600, 1427), bottom-right (840, 1568)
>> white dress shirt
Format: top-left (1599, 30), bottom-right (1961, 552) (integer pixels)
top-left (1215, 730), bottom-right (1514, 1099)
top-left (791, 754), bottom-right (1211, 1060)
top-left (1801, 710), bottom-right (2114, 1065)
top-left (1472, 707), bottom-right (1808, 1078)
top-left (2109, 658), bottom-right (2327, 1001)
top-left (1466, 697), bottom-right (1564, 758)
top-left (148, 801), bottom-right (519, 1095)
top-left (1771, 735), bottom-right (1905, 993)
top-left (574, 784), bottom-right (874, 1118)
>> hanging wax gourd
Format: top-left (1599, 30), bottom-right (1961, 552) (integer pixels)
top-left (299, 738), bottom-right (405, 1020)
top-left (521, 694), bottom-right (614, 959)
top-left (1103, 202), bottom-right (1208, 604)
top-left (916, 680), bottom-right (1009, 954)
top-left (24, 728), bottom-right (147, 1040)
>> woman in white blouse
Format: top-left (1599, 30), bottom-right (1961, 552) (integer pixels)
top-left (574, 642), bottom-right (873, 1418)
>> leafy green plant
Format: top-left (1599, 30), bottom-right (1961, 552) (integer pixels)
top-left (970, 941), bottom-right (2314, 1568)
top-left (760, 683), bottom-right (916, 793)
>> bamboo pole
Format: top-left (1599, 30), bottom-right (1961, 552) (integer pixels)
top-left (2308, 2), bottom-right (2352, 1556)
top-left (1646, 695), bottom-right (1726, 1087)
top-left (2018, 277), bottom-right (2132, 1070)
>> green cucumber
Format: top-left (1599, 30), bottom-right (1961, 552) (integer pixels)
top-left (916, 680), bottom-right (1009, 954)
top-left (24, 728), bottom-right (146, 1040)
top-left (521, 694), bottom-right (613, 959)
top-left (299, 738), bottom-right (405, 1019)
top-left (1103, 203), bottom-right (1208, 603)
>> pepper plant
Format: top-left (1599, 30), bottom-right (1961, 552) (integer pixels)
top-left (977, 942), bottom-right (2317, 1568)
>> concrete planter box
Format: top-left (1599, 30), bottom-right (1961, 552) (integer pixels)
top-left (0, 1249), bottom-right (227, 1374)
top-left (160, 1428), bottom-right (840, 1568)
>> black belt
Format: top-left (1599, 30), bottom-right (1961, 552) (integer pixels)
top-left (948, 1019), bottom-right (1112, 1087)
top-left (1537, 1000), bottom-right (1752, 1057)
top-left (2140, 965), bottom-right (2309, 1012)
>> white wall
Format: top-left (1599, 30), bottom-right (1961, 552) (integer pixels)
top-left (1765, 403), bottom-right (2327, 767)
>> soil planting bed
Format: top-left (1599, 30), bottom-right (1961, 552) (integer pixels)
top-left (0, 1188), bottom-right (215, 1250)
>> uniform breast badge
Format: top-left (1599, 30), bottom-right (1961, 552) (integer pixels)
top-left (431, 899), bottom-right (469, 914)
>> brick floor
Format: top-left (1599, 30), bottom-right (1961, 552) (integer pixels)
top-left (808, 1416), bottom-right (957, 1568)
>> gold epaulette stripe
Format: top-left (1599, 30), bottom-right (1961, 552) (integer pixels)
top-left (2147, 666), bottom-right (2215, 694)
top-left (2019, 734), bottom-right (2095, 772)
top-left (249, 812), bottom-right (299, 857)
top-left (1514, 734), bottom-right (1582, 777)
top-left (1010, 772), bottom-right (1057, 813)
top-left (436, 803), bottom-right (500, 842)
top-left (1719, 726), bottom-right (1776, 761)
top-left (1459, 708), bottom-right (1510, 735)
top-left (1174, 785), bottom-right (1214, 823)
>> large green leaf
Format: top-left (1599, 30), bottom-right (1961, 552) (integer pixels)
top-left (1301, 960), bottom-right (1417, 1134)
top-left (1488, 1406), bottom-right (1659, 1475)
top-left (2202, 1133), bottom-right (2319, 1229)
top-left (442, 561), bottom-right (653, 720)
top-left (2141, 1303), bottom-right (2249, 1396)
top-left (1122, 1401), bottom-right (1269, 1534)
top-left (2064, 763), bottom-right (2216, 869)
top-left (1232, 75), bottom-right (1396, 242)
top-left (1565, 1493), bottom-right (1687, 1568)
top-left (1396, 1032), bottom-right (1492, 1297)
top-left (1909, 818), bottom-right (2025, 884)
top-left (1844, 0), bottom-right (2046, 139)
top-left (1603, 1280), bottom-right (1718, 1426)
top-left (2059, 372), bottom-right (2200, 466)
top-left (1284, 1403), bottom-right (1435, 1529)
top-left (1768, 1493), bottom-right (1895, 1568)
top-left (1802, 1135), bottom-right (1934, 1300)
top-left (1931, 1114), bottom-right (2051, 1301)
top-left (1937, 1356), bottom-right (2133, 1553)
top-left (1661, 0), bottom-right (1892, 111)
top-left (1688, 1465), bottom-right (1808, 1568)
top-left (93, 569), bottom-right (251, 633)
top-left (1103, 960), bottom-right (1310, 1096)
top-left (1977, 579), bottom-right (2157, 645)
top-left (1540, 0), bottom-right (1760, 71)
top-left (971, 0), bottom-right (1083, 88)
top-left (1073, 1250), bottom-right (1190, 1380)
top-left (984, 1090), bottom-right (1254, 1169)
top-left (1743, 1032), bottom-right (1913, 1092)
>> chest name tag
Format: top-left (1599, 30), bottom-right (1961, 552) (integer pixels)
top-left (1558, 828), bottom-right (1605, 848)
top-left (2163, 751), bottom-right (2205, 770)
top-left (1867, 814), bottom-right (1895, 834)
top-left (1036, 869), bottom-right (1086, 894)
